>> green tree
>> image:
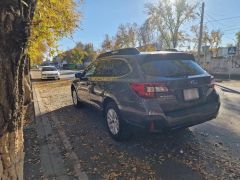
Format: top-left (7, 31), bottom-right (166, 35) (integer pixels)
top-left (55, 42), bottom-right (97, 66)
top-left (145, 0), bottom-right (197, 48)
top-left (71, 49), bottom-right (88, 64)
top-left (84, 43), bottom-right (97, 63)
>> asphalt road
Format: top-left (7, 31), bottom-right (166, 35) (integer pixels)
top-left (30, 69), bottom-right (79, 80)
top-left (24, 77), bottom-right (240, 179)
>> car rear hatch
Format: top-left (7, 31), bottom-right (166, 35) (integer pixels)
top-left (135, 54), bottom-right (214, 113)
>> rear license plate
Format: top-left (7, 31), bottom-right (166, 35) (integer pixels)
top-left (183, 88), bottom-right (199, 101)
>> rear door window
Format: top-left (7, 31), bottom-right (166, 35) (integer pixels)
top-left (140, 59), bottom-right (206, 77)
top-left (95, 59), bottom-right (130, 77)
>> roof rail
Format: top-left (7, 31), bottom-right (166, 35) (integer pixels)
top-left (97, 48), bottom-right (140, 59)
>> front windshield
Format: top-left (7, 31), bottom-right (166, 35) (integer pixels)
top-left (42, 67), bottom-right (57, 71)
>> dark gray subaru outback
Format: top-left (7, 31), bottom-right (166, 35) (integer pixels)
top-left (71, 48), bottom-right (220, 141)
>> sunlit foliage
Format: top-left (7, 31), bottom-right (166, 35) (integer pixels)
top-left (55, 42), bottom-right (97, 65)
top-left (28, 0), bottom-right (81, 64)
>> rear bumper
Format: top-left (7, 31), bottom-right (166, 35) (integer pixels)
top-left (120, 101), bottom-right (220, 133)
top-left (156, 101), bottom-right (220, 132)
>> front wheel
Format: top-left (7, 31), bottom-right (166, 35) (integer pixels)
top-left (72, 89), bottom-right (82, 108)
top-left (105, 102), bottom-right (131, 141)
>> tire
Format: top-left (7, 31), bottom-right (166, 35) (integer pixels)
top-left (72, 89), bottom-right (82, 108)
top-left (105, 102), bottom-right (131, 141)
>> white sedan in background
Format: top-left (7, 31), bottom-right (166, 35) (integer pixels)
top-left (41, 66), bottom-right (60, 80)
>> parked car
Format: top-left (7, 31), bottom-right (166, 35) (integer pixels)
top-left (41, 66), bottom-right (60, 80)
top-left (71, 48), bottom-right (220, 141)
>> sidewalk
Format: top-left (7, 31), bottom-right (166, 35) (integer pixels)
top-left (24, 84), bottom-right (88, 180)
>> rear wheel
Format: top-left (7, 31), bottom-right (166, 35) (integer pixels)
top-left (72, 89), bottom-right (82, 108)
top-left (105, 102), bottom-right (131, 141)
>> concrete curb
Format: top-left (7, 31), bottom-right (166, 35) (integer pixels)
top-left (215, 84), bottom-right (240, 94)
top-left (33, 87), bottom-right (70, 179)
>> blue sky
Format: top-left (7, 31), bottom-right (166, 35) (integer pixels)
top-left (58, 0), bottom-right (240, 51)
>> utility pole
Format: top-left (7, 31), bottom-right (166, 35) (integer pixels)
top-left (198, 2), bottom-right (205, 62)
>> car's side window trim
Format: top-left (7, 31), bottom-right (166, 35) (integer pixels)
top-left (83, 62), bottom-right (98, 78)
top-left (93, 58), bottom-right (132, 78)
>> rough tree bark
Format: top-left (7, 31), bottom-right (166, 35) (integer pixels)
top-left (0, 0), bottom-right (36, 179)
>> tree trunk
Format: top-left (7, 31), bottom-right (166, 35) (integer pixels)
top-left (0, 1), bottom-right (36, 179)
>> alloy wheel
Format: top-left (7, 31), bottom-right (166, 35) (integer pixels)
top-left (107, 108), bottom-right (120, 135)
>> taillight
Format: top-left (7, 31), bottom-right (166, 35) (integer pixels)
top-left (130, 83), bottom-right (168, 98)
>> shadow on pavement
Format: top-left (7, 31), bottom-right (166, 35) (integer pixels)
top-left (30, 100), bottom-right (240, 179)
top-left (41, 104), bottom-right (206, 179)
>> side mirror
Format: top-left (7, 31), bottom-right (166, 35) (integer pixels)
top-left (75, 72), bottom-right (83, 79)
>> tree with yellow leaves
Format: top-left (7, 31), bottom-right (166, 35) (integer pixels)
top-left (0, 0), bottom-right (81, 179)
top-left (28, 0), bottom-right (81, 64)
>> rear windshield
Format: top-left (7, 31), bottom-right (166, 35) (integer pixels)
top-left (140, 60), bottom-right (206, 77)
top-left (42, 67), bottom-right (57, 71)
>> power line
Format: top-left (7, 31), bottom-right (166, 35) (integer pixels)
top-left (205, 16), bottom-right (240, 23)
top-left (222, 32), bottom-right (239, 36)
top-left (205, 15), bottom-right (216, 29)
top-left (205, 13), bottom-right (225, 27)
top-left (222, 27), bottom-right (240, 32)
top-left (204, 13), bottom-right (240, 33)
top-left (222, 25), bottom-right (240, 29)
top-left (223, 36), bottom-right (236, 42)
